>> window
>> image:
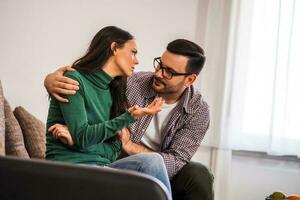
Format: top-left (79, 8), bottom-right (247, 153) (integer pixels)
top-left (226, 0), bottom-right (300, 156)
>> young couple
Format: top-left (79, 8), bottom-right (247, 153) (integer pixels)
top-left (45, 26), bottom-right (212, 200)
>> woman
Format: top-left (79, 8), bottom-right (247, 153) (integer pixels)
top-left (46, 26), bottom-right (171, 197)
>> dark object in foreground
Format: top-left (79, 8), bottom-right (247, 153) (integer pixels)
top-left (0, 155), bottom-right (169, 200)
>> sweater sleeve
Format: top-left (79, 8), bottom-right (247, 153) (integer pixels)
top-left (58, 74), bottom-right (135, 150)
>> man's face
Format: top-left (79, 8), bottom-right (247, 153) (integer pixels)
top-left (152, 50), bottom-right (189, 95)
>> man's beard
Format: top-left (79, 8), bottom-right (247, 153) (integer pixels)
top-left (152, 76), bottom-right (174, 94)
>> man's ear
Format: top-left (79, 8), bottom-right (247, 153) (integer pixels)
top-left (111, 42), bottom-right (117, 55)
top-left (185, 74), bottom-right (197, 87)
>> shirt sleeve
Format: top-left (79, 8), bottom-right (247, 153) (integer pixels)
top-left (58, 74), bottom-right (135, 150)
top-left (89, 138), bottom-right (121, 162)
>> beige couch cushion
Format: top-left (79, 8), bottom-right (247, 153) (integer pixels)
top-left (0, 80), bottom-right (5, 155)
top-left (4, 98), bottom-right (29, 158)
top-left (14, 106), bottom-right (46, 159)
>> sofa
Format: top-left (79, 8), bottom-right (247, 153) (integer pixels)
top-left (0, 80), bottom-right (170, 200)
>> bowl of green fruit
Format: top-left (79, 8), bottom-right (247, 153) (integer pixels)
top-left (266, 192), bottom-right (300, 200)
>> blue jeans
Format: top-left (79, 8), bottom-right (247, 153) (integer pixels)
top-left (107, 152), bottom-right (172, 199)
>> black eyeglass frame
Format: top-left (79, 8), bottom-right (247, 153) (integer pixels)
top-left (153, 57), bottom-right (193, 80)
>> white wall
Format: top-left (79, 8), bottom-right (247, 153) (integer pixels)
top-left (0, 0), bottom-right (201, 121)
top-left (230, 153), bottom-right (300, 199)
top-left (192, 147), bottom-right (300, 199)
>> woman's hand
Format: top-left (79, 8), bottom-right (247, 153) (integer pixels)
top-left (44, 66), bottom-right (79, 103)
top-left (48, 124), bottom-right (74, 146)
top-left (128, 97), bottom-right (165, 119)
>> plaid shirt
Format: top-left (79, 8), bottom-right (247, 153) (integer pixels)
top-left (126, 72), bottom-right (210, 178)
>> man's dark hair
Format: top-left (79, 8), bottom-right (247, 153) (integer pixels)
top-left (166, 39), bottom-right (206, 75)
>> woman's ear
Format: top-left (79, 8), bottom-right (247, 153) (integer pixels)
top-left (111, 42), bottom-right (117, 55)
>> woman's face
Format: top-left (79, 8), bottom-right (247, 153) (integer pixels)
top-left (114, 39), bottom-right (139, 76)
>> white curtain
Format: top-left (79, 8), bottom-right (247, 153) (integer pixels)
top-left (198, 1), bottom-right (299, 199)
top-left (198, 1), bottom-right (233, 200)
top-left (224, 0), bottom-right (300, 156)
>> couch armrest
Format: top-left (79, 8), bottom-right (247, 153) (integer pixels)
top-left (0, 156), bottom-right (169, 200)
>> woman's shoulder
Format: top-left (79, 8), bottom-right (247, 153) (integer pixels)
top-left (64, 71), bottom-right (81, 78)
top-left (63, 70), bottom-right (86, 93)
top-left (64, 70), bottom-right (82, 80)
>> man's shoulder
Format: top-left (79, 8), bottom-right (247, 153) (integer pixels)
top-left (189, 86), bottom-right (209, 114)
top-left (126, 71), bottom-right (154, 102)
top-left (128, 71), bottom-right (153, 81)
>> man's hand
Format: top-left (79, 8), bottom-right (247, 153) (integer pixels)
top-left (128, 97), bottom-right (165, 119)
top-left (118, 128), bottom-right (132, 148)
top-left (118, 128), bottom-right (153, 155)
top-left (44, 66), bottom-right (80, 103)
top-left (48, 124), bottom-right (74, 146)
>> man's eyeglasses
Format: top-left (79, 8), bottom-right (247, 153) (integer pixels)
top-left (153, 57), bottom-right (193, 80)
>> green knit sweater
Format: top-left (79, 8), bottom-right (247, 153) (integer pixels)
top-left (46, 70), bottom-right (135, 165)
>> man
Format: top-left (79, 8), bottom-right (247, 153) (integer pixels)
top-left (45, 39), bottom-right (213, 200)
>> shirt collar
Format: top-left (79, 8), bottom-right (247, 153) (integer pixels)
top-left (83, 69), bottom-right (113, 89)
top-left (179, 86), bottom-right (193, 114)
top-left (94, 70), bottom-right (113, 85)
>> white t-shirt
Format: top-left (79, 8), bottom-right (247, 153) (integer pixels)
top-left (141, 102), bottom-right (177, 151)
